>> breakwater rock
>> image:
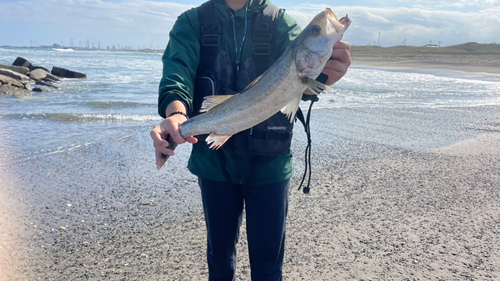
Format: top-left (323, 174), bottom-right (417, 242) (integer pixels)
top-left (0, 74), bottom-right (32, 98)
top-left (51, 66), bottom-right (87, 79)
top-left (0, 57), bottom-right (87, 97)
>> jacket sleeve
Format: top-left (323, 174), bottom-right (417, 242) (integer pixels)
top-left (158, 9), bottom-right (200, 118)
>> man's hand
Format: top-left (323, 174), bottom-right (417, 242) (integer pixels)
top-left (323, 40), bottom-right (351, 86)
top-left (150, 114), bottom-right (197, 167)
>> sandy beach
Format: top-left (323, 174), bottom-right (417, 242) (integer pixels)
top-left (352, 58), bottom-right (500, 75)
top-left (1, 100), bottom-right (500, 280)
top-left (351, 43), bottom-right (500, 75)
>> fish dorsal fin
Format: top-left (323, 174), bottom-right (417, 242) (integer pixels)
top-left (200, 95), bottom-right (236, 112)
top-left (302, 77), bottom-right (332, 95)
top-left (280, 93), bottom-right (302, 123)
top-left (242, 75), bottom-right (263, 92)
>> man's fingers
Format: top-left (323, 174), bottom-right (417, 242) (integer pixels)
top-left (186, 136), bottom-right (198, 144)
top-left (322, 42), bottom-right (351, 85)
top-left (169, 130), bottom-right (186, 145)
top-left (151, 116), bottom-right (193, 166)
top-left (334, 40), bottom-right (351, 51)
top-left (158, 119), bottom-right (185, 144)
top-left (156, 143), bottom-right (175, 157)
top-left (155, 150), bottom-right (163, 166)
top-left (331, 48), bottom-right (351, 65)
top-left (327, 59), bottom-right (349, 75)
top-left (150, 126), bottom-right (162, 141)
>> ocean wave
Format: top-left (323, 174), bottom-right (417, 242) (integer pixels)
top-left (52, 48), bottom-right (75, 52)
top-left (84, 101), bottom-right (155, 108)
top-left (2, 113), bottom-right (162, 122)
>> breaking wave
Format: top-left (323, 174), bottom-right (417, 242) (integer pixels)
top-left (84, 101), bottom-right (155, 109)
top-left (3, 113), bottom-right (162, 122)
top-left (52, 48), bottom-right (75, 52)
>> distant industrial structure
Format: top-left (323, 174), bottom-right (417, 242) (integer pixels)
top-left (24, 38), bottom-right (164, 52)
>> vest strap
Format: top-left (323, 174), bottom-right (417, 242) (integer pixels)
top-left (252, 4), bottom-right (280, 76)
top-left (199, 1), bottom-right (221, 54)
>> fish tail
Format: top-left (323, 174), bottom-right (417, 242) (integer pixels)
top-left (157, 134), bottom-right (179, 171)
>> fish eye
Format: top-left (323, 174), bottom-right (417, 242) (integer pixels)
top-left (311, 25), bottom-right (322, 36)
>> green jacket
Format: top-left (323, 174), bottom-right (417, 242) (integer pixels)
top-left (158, 0), bottom-right (302, 185)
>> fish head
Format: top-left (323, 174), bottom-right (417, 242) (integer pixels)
top-left (293, 8), bottom-right (351, 79)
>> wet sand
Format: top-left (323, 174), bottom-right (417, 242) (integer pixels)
top-left (1, 103), bottom-right (500, 280)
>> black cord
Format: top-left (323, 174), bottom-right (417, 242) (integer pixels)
top-left (298, 99), bottom-right (315, 194)
top-left (297, 73), bottom-right (326, 193)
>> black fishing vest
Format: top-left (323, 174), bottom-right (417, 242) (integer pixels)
top-left (192, 0), bottom-right (293, 156)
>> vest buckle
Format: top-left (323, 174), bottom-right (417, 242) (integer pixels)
top-left (202, 34), bottom-right (221, 47)
top-left (202, 23), bottom-right (220, 33)
top-left (253, 43), bottom-right (271, 55)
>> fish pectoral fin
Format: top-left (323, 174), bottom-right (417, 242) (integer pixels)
top-left (280, 94), bottom-right (302, 123)
top-left (206, 133), bottom-right (232, 150)
top-left (302, 77), bottom-right (332, 95)
top-left (200, 95), bottom-right (236, 112)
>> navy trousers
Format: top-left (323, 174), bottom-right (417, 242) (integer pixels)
top-left (199, 178), bottom-right (290, 281)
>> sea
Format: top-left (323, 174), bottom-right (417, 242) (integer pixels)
top-left (1, 47), bottom-right (500, 167)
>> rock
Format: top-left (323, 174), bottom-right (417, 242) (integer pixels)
top-left (0, 63), bottom-right (30, 75)
top-left (0, 74), bottom-right (32, 98)
top-left (0, 68), bottom-right (31, 82)
top-left (0, 84), bottom-right (31, 97)
top-left (32, 86), bottom-right (49, 92)
top-left (24, 82), bottom-right (32, 91)
top-left (30, 65), bottom-right (50, 73)
top-left (142, 199), bottom-right (154, 205)
top-left (29, 68), bottom-right (49, 81)
top-left (36, 80), bottom-right (59, 89)
top-left (12, 57), bottom-right (33, 69)
top-left (44, 73), bottom-right (61, 82)
top-left (0, 74), bottom-right (26, 89)
top-left (51, 66), bottom-right (87, 79)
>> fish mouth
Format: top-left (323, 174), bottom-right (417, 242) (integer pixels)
top-left (325, 8), bottom-right (350, 35)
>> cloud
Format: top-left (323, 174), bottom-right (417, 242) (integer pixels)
top-left (0, 0), bottom-right (194, 48)
top-left (287, 4), bottom-right (500, 46)
top-left (1, 0), bottom-right (498, 48)
top-left (397, 0), bottom-right (500, 9)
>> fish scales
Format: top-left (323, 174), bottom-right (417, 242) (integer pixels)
top-left (180, 51), bottom-right (300, 138)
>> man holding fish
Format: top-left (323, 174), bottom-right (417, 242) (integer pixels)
top-left (150, 0), bottom-right (351, 279)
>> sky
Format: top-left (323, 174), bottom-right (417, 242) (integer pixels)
top-left (0, 0), bottom-right (499, 49)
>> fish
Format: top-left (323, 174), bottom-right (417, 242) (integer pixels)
top-left (158, 8), bottom-right (351, 170)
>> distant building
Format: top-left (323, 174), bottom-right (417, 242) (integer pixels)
top-left (424, 44), bottom-right (439, 48)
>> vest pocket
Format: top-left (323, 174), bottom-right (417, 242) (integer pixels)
top-left (232, 112), bottom-right (293, 156)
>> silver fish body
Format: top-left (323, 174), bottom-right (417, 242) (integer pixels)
top-left (180, 50), bottom-right (300, 138)
top-left (158, 8), bottom-right (351, 170)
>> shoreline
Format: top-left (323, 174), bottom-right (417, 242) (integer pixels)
top-left (352, 57), bottom-right (500, 75)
